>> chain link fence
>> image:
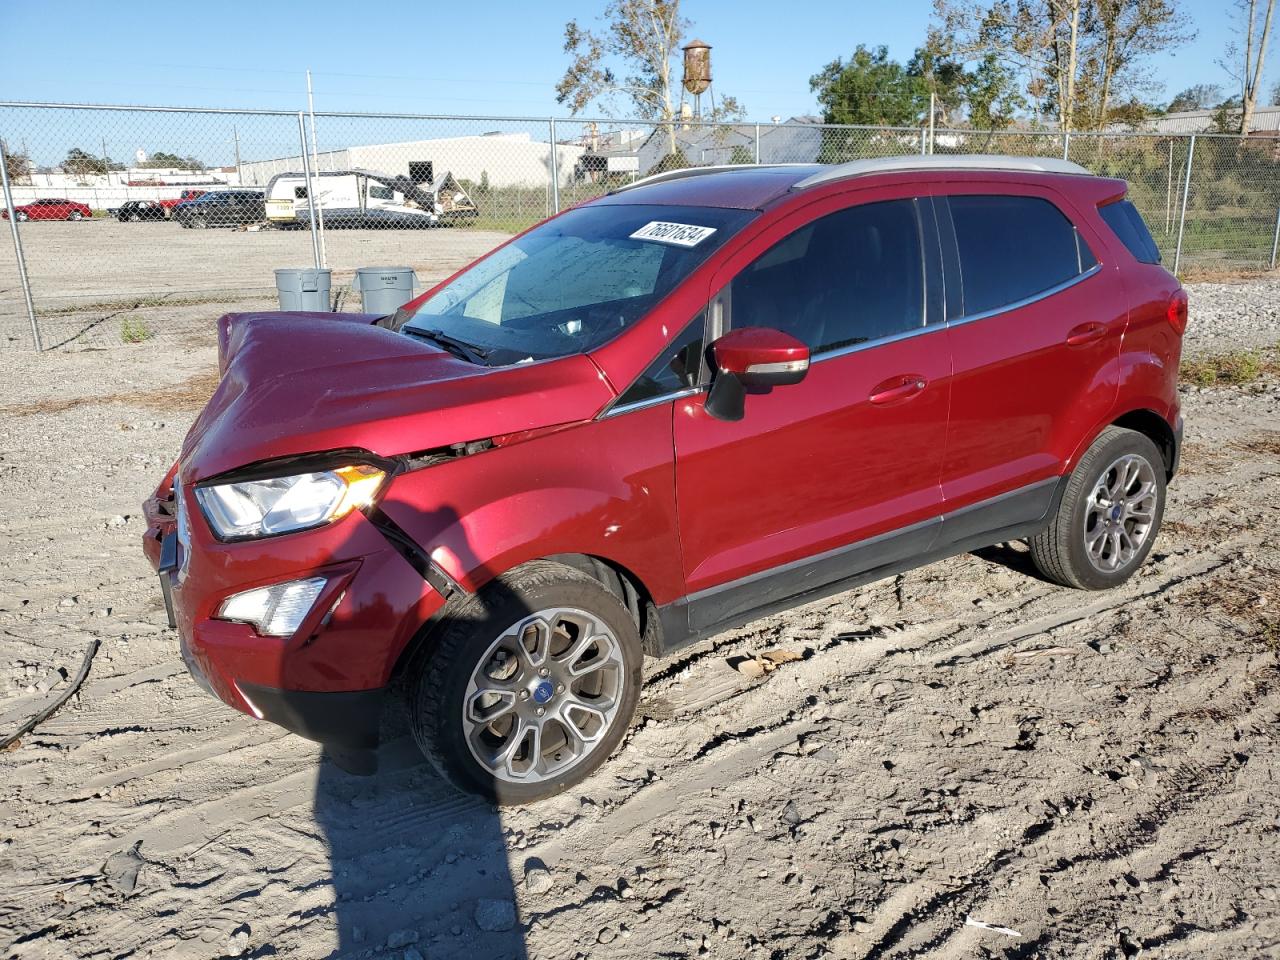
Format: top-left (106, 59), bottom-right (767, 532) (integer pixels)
top-left (3, 101), bottom-right (1279, 350)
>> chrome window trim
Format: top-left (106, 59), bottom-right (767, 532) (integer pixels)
top-left (811, 262), bottom-right (1100, 364)
top-left (599, 385), bottom-right (703, 419)
top-left (947, 263), bottom-right (1101, 330)
top-left (810, 321), bottom-right (944, 364)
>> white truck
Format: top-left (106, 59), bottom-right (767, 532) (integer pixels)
top-left (262, 169), bottom-right (478, 229)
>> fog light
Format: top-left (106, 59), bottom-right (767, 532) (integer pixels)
top-left (216, 577), bottom-right (327, 637)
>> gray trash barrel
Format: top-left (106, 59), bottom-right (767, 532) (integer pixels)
top-left (274, 268), bottom-right (332, 312)
top-left (352, 266), bottom-right (418, 315)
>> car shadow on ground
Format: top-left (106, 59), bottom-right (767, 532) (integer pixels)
top-left (314, 735), bottom-right (529, 960)
top-left (971, 541), bottom-right (1052, 581)
top-left (307, 519), bottom-right (533, 960)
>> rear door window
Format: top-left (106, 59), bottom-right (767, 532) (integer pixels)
top-left (947, 195), bottom-right (1096, 317)
top-left (1099, 199), bottom-right (1162, 264)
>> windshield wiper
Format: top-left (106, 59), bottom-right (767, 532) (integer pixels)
top-left (403, 327), bottom-right (492, 365)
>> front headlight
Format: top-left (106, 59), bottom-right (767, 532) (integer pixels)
top-left (195, 465), bottom-right (386, 540)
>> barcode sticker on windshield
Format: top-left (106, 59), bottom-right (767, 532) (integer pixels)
top-left (630, 221), bottom-right (717, 247)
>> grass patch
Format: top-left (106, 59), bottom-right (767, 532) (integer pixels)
top-left (120, 317), bottom-right (153, 343)
top-left (41, 292), bottom-right (270, 316)
top-left (1180, 349), bottom-right (1274, 387)
top-left (0, 369), bottom-right (222, 418)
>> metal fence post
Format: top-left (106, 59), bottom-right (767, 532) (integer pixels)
top-left (1062, 131), bottom-right (1071, 161)
top-left (548, 118), bottom-right (561, 215)
top-left (1173, 134), bottom-right (1196, 277)
top-left (754, 123), bottom-right (761, 164)
top-left (0, 137), bottom-right (41, 351)
top-left (1270, 202), bottom-right (1280, 271)
top-left (296, 112), bottom-right (320, 270)
top-left (920, 128), bottom-right (927, 156)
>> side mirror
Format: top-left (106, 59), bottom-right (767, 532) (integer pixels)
top-left (705, 327), bottom-right (810, 422)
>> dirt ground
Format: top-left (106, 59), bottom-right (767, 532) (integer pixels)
top-left (0, 219), bottom-right (514, 348)
top-left (0, 284), bottom-right (1277, 960)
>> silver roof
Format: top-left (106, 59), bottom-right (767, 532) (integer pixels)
top-left (609, 154), bottom-right (1093, 199)
top-left (791, 154), bottom-right (1091, 189)
top-left (610, 163), bottom-right (811, 194)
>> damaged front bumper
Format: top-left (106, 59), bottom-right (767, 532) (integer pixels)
top-left (143, 478), bottom-right (447, 773)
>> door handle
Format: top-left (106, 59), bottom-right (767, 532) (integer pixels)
top-left (1066, 322), bottom-right (1107, 346)
top-left (869, 375), bottom-right (927, 405)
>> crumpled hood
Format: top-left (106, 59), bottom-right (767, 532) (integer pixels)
top-left (180, 311), bottom-right (615, 481)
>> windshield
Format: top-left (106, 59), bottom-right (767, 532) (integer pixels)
top-left (402, 203), bottom-right (755, 364)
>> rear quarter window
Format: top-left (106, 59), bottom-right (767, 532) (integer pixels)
top-left (948, 195), bottom-right (1097, 317)
top-left (1099, 199), bottom-right (1162, 264)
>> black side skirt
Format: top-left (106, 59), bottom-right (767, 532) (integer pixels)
top-left (654, 476), bottom-right (1064, 656)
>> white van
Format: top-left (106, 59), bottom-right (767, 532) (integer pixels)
top-left (263, 169), bottom-right (478, 229)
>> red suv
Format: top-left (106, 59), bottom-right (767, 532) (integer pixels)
top-left (3, 198), bottom-right (92, 221)
top-left (143, 156), bottom-right (1186, 803)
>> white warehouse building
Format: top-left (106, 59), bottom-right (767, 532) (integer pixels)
top-left (238, 131), bottom-right (586, 189)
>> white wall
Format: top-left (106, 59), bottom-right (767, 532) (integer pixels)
top-left (237, 134), bottom-right (586, 189)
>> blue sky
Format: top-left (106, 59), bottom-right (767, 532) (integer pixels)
top-left (0, 0), bottom-right (1260, 120)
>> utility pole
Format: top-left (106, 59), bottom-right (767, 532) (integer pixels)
top-left (306, 70), bottom-right (327, 268)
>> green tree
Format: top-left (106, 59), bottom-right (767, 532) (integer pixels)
top-left (1166, 83), bottom-right (1223, 111)
top-left (556, 1), bottom-right (745, 153)
top-left (142, 151), bottom-right (205, 171)
top-left (908, 33), bottom-right (970, 125)
top-left (2, 140), bottom-right (31, 182)
top-left (63, 147), bottom-right (108, 177)
top-left (810, 45), bottom-right (928, 126)
top-left (966, 52), bottom-right (1026, 127)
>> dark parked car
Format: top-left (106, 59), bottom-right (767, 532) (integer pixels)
top-left (3, 198), bottom-right (92, 221)
top-left (115, 200), bottom-right (168, 222)
top-left (144, 155), bottom-right (1186, 804)
top-left (172, 191), bottom-right (265, 229)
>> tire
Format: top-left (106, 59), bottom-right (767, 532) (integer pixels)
top-left (68, 210), bottom-right (83, 221)
top-left (128, 212), bottom-right (140, 222)
top-left (189, 216), bottom-right (207, 230)
top-left (410, 560), bottom-right (643, 804)
top-left (1030, 426), bottom-right (1166, 590)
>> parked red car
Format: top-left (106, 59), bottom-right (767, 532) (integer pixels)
top-left (143, 156), bottom-right (1186, 803)
top-left (158, 189), bottom-right (207, 216)
top-left (3, 198), bottom-right (92, 221)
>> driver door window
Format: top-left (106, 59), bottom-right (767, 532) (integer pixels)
top-left (727, 198), bottom-right (929, 350)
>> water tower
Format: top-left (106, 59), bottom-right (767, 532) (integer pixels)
top-left (682, 39), bottom-right (713, 119)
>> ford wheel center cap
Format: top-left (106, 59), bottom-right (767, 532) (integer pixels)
top-left (533, 680), bottom-right (555, 704)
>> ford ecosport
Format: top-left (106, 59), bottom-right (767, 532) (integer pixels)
top-left (143, 155), bottom-right (1187, 803)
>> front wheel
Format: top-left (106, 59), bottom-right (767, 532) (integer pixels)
top-left (68, 210), bottom-right (83, 221)
top-left (188, 216), bottom-right (207, 229)
top-left (410, 561), bottom-right (643, 804)
top-left (1030, 426), bottom-right (1166, 590)
top-left (15, 211), bottom-right (28, 222)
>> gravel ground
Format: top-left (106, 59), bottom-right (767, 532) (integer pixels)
top-left (1183, 276), bottom-right (1280, 356)
top-left (0, 277), bottom-right (1277, 960)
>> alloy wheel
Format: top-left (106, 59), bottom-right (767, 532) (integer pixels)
top-left (461, 607), bottom-right (625, 784)
top-left (1083, 453), bottom-right (1158, 573)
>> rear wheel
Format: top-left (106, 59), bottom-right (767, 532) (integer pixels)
top-left (410, 561), bottom-right (642, 804)
top-left (68, 210), bottom-right (83, 221)
top-left (15, 211), bottom-right (28, 222)
top-left (188, 216), bottom-right (207, 229)
top-left (1030, 426), bottom-right (1166, 590)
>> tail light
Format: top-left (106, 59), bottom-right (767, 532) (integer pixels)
top-left (1166, 288), bottom-right (1189, 335)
